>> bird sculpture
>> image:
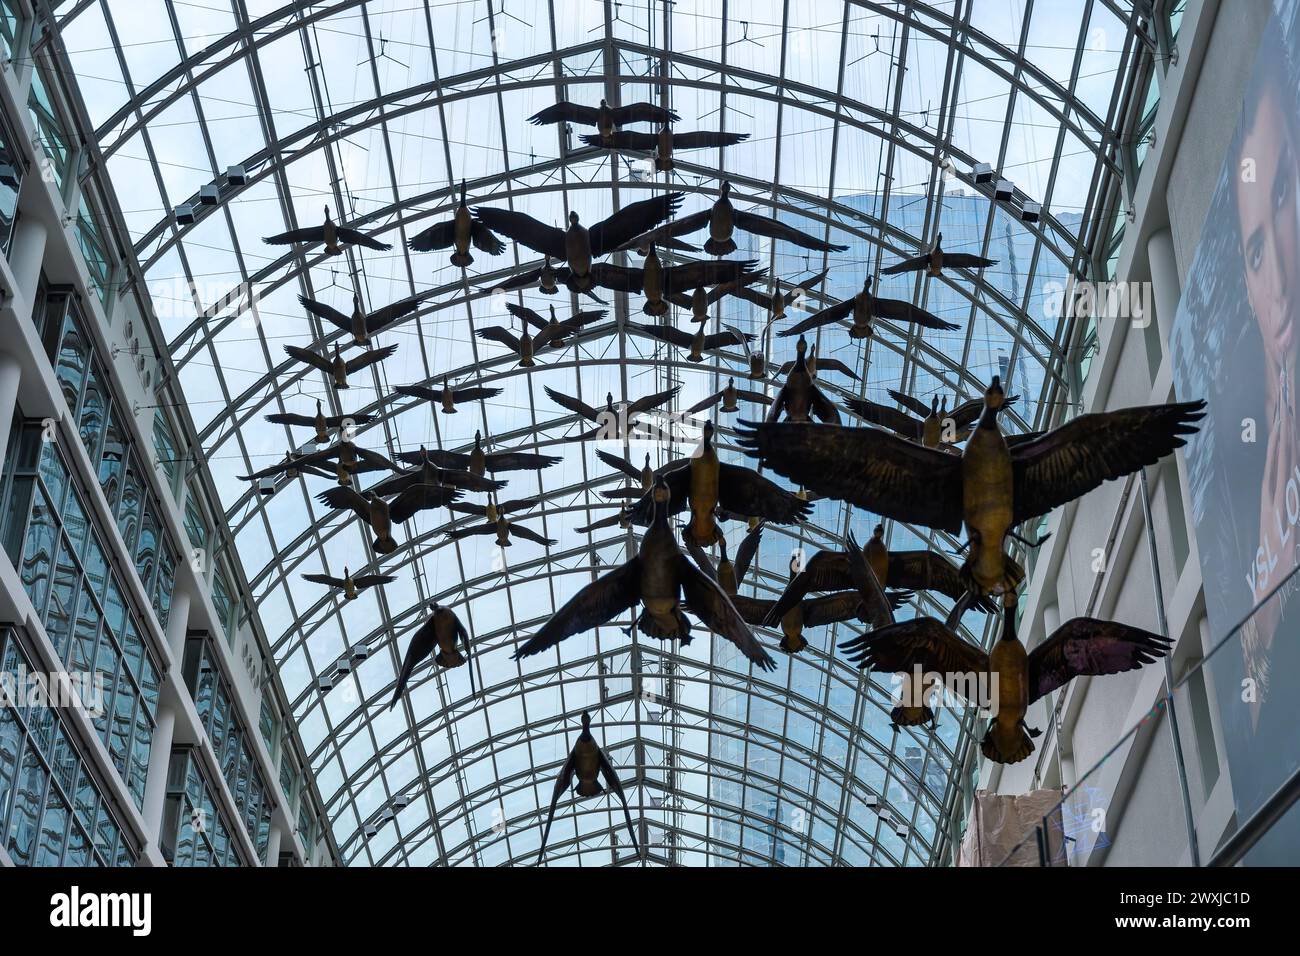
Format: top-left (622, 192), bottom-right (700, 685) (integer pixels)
top-left (506, 302), bottom-right (608, 349)
top-left (767, 335), bottom-right (839, 424)
top-left (314, 487), bottom-right (399, 554)
top-left (881, 232), bottom-right (997, 276)
top-left (765, 524), bottom-right (999, 626)
top-left (739, 378), bottom-right (1206, 596)
top-left (265, 400), bottom-right (373, 444)
top-left (630, 321), bottom-right (754, 363)
top-left (842, 591), bottom-right (1171, 763)
top-left (686, 378), bottom-right (772, 416)
top-left (406, 181), bottom-right (505, 266)
top-left (389, 602), bottom-right (475, 710)
top-left (629, 182), bottom-right (849, 255)
top-left (780, 277), bottom-right (961, 338)
top-left (283, 341), bottom-right (397, 390)
top-left (396, 432), bottom-right (561, 478)
top-left (263, 205), bottom-right (391, 255)
top-left (581, 125), bottom-right (749, 170)
top-left (731, 269), bottom-right (830, 322)
top-left (394, 381), bottom-right (503, 415)
top-left (475, 194), bottom-right (683, 292)
top-left (301, 568), bottom-right (395, 602)
top-left (593, 249), bottom-right (765, 315)
top-left (298, 291), bottom-right (433, 347)
top-left (545, 385), bottom-right (680, 442)
top-left (528, 98), bottom-right (680, 146)
top-left (536, 711), bottom-right (639, 864)
top-left (513, 478), bottom-right (776, 670)
top-left (446, 495), bottom-right (555, 547)
top-left (612, 422), bottom-right (812, 546)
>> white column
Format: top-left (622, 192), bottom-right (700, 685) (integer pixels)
top-left (264, 824), bottom-right (282, 867)
top-left (8, 212), bottom-right (48, 306)
top-left (0, 351), bottom-right (19, 478)
top-left (1147, 227), bottom-right (1181, 348)
top-left (164, 582), bottom-right (193, 663)
top-left (140, 704), bottom-right (175, 841)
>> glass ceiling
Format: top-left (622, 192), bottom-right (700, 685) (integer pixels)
top-left (52, 0), bottom-right (1149, 866)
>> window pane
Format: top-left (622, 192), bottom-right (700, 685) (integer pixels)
top-left (20, 488), bottom-right (55, 617)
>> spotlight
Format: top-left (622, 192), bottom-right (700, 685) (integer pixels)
top-left (994, 178), bottom-right (1014, 202)
top-left (972, 162), bottom-right (994, 184)
top-left (226, 165), bottom-right (248, 186)
top-left (258, 476), bottom-right (276, 497)
top-left (1020, 201), bottom-right (1042, 224)
top-left (174, 203), bottom-right (195, 225)
top-left (199, 184), bottom-right (220, 206)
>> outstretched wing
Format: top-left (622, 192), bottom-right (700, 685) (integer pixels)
top-left (871, 295), bottom-right (962, 331)
top-left (544, 386), bottom-right (600, 423)
top-left (779, 298), bottom-right (853, 337)
top-left (582, 130), bottom-right (657, 150)
top-left (733, 522), bottom-right (764, 582)
top-left (731, 210), bottom-right (848, 252)
top-left (509, 523), bottom-right (556, 546)
top-left (677, 556), bottom-right (776, 671)
top-left (736, 421), bottom-right (965, 533)
top-left (315, 485), bottom-right (372, 520)
top-left (880, 252), bottom-right (930, 275)
top-left (476, 325), bottom-right (522, 354)
top-left (301, 573), bottom-right (345, 588)
top-left (1010, 401), bottom-right (1206, 524)
top-left (942, 252), bottom-right (998, 269)
top-left (514, 559), bottom-right (642, 658)
top-left (537, 748), bottom-right (578, 865)
top-left (845, 397), bottom-right (922, 439)
top-left (407, 219), bottom-right (456, 252)
top-left (484, 450), bottom-right (562, 473)
top-left (629, 322), bottom-right (694, 348)
top-left (505, 301), bottom-right (548, 332)
top-left (626, 385), bottom-right (681, 417)
top-left (345, 343), bottom-right (399, 374)
top-left (470, 219), bottom-right (506, 255)
top-left (595, 748), bottom-right (639, 855)
top-left (589, 193), bottom-right (684, 257)
top-left (283, 345), bottom-right (332, 373)
top-left (716, 462), bottom-right (813, 525)
top-left (839, 616), bottom-right (989, 675)
top-left (297, 295), bottom-right (352, 334)
top-left (1027, 618), bottom-right (1171, 703)
top-left (595, 449), bottom-right (642, 481)
top-left (333, 227), bottom-right (392, 251)
top-left (609, 102), bottom-right (680, 125)
top-left (473, 206), bottom-right (567, 259)
top-left (670, 130), bottom-right (750, 150)
top-left (528, 101), bottom-right (601, 126)
top-left (887, 389), bottom-right (933, 419)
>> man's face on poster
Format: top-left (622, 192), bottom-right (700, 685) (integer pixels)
top-left (1238, 88), bottom-right (1300, 358)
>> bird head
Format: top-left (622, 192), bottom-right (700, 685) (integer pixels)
top-left (796, 334), bottom-right (808, 356)
top-left (652, 477), bottom-right (672, 506)
top-left (315, 399), bottom-right (323, 413)
top-left (935, 232), bottom-right (944, 245)
top-left (872, 524), bottom-right (885, 540)
top-left (474, 429), bottom-right (483, 447)
top-left (548, 304), bottom-right (558, 323)
top-left (984, 376), bottom-right (1005, 411)
top-left (581, 710), bottom-right (593, 730)
top-left (568, 211), bottom-right (580, 226)
top-left (719, 181), bottom-right (732, 198)
top-left (458, 180), bottom-right (467, 201)
top-left (701, 420), bottom-right (715, 447)
top-left (599, 98), bottom-right (609, 108)
top-left (324, 205), bottom-right (331, 220)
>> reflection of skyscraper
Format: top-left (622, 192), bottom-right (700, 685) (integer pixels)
top-left (707, 190), bottom-right (1080, 867)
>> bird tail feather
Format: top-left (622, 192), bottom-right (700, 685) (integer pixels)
top-left (981, 721), bottom-right (1035, 764)
top-left (374, 536), bottom-right (398, 555)
top-left (704, 237), bottom-right (737, 256)
top-left (435, 649), bottom-right (466, 668)
top-left (891, 704), bottom-right (935, 727)
top-left (450, 251), bottom-right (473, 268)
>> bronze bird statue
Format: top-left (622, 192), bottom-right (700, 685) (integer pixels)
top-left (593, 250), bottom-right (765, 315)
top-left (514, 479), bottom-right (776, 670)
top-left (475, 193), bottom-right (682, 292)
top-left (686, 378), bottom-right (772, 416)
top-left (581, 124), bottom-right (749, 170)
top-left (396, 431), bottom-right (561, 478)
top-left (265, 400), bottom-right (373, 444)
top-left (629, 321), bottom-right (754, 363)
top-left (767, 335), bottom-right (840, 424)
top-left (301, 567), bottom-right (395, 601)
top-left (446, 494), bottom-right (555, 547)
top-left (389, 602), bottom-right (474, 710)
top-left (476, 317), bottom-right (540, 367)
top-left (545, 385), bottom-right (680, 442)
top-left (298, 290), bottom-right (434, 347)
top-left (406, 180), bottom-right (505, 267)
top-left (394, 381), bottom-right (503, 415)
top-left (780, 276), bottom-right (961, 339)
top-left (528, 98), bottom-right (680, 146)
top-left (368, 449), bottom-right (503, 497)
top-left (765, 524), bottom-right (998, 627)
top-left (537, 711), bottom-right (639, 864)
top-left (630, 182), bottom-right (849, 256)
top-left (843, 592), bottom-right (1171, 763)
top-left (236, 448), bottom-right (336, 484)
top-left (739, 378), bottom-right (1206, 596)
top-left (283, 341), bottom-right (397, 390)
top-left (506, 301), bottom-right (608, 349)
top-left (727, 322), bottom-right (768, 380)
top-left (487, 256), bottom-right (609, 303)
top-left (732, 268), bottom-right (830, 322)
top-left (881, 232), bottom-right (997, 276)
top-left (263, 205), bottom-right (391, 255)
top-left (595, 449), bottom-right (689, 492)
top-left (665, 274), bottom-right (767, 323)
top-left (315, 487), bottom-right (399, 554)
top-left (682, 520), bottom-right (765, 596)
top-left (241, 440), bottom-right (396, 487)
top-left (610, 422), bottom-right (812, 545)
top-left (779, 342), bottom-right (858, 381)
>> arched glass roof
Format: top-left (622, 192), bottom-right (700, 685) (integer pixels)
top-left (53, 0), bottom-right (1150, 865)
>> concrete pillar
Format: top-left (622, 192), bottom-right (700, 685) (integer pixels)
top-left (0, 351), bottom-right (19, 477)
top-left (1147, 227), bottom-right (1181, 348)
top-left (8, 212), bottom-right (48, 308)
top-left (140, 704), bottom-right (175, 841)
